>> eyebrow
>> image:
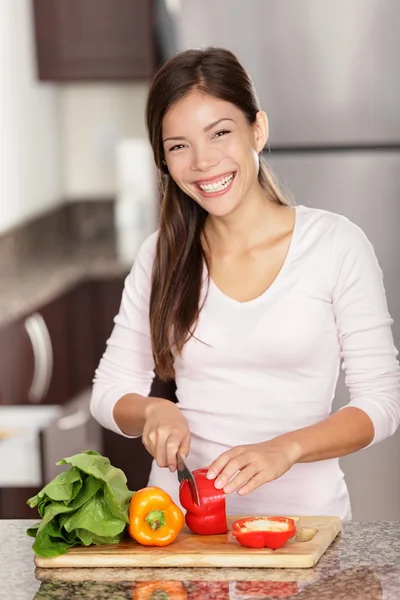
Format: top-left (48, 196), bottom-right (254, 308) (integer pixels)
top-left (163, 118), bottom-right (235, 144)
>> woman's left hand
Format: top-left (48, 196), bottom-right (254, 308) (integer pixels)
top-left (206, 438), bottom-right (302, 495)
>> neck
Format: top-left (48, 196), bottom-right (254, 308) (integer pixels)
top-left (205, 187), bottom-right (283, 252)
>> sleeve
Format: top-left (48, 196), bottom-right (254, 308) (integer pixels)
top-left (90, 232), bottom-right (158, 438)
top-left (331, 217), bottom-right (400, 446)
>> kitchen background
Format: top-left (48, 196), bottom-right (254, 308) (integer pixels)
top-left (0, 0), bottom-right (399, 521)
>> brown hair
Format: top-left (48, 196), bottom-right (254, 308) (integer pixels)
top-left (146, 47), bottom-right (290, 379)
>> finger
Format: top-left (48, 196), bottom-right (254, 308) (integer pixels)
top-left (142, 426), bottom-right (157, 458)
top-left (223, 465), bottom-right (258, 495)
top-left (141, 436), bottom-right (154, 457)
top-left (237, 472), bottom-right (267, 496)
top-left (206, 447), bottom-right (243, 480)
top-left (154, 431), bottom-right (169, 468)
top-left (213, 454), bottom-right (250, 490)
top-left (166, 435), bottom-right (182, 472)
top-left (178, 431), bottom-right (191, 459)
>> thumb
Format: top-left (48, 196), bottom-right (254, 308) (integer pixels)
top-left (178, 431), bottom-right (191, 459)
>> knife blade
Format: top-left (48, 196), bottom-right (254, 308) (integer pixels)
top-left (176, 452), bottom-right (200, 506)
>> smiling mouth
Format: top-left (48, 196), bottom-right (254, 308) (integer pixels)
top-left (195, 172), bottom-right (236, 194)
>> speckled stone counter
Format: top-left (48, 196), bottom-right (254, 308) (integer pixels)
top-left (1, 520), bottom-right (399, 599)
top-left (0, 200), bottom-right (130, 328)
top-left (0, 240), bottom-right (128, 328)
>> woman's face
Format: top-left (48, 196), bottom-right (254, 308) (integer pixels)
top-left (162, 91), bottom-right (268, 218)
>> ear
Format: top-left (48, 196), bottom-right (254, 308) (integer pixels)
top-left (253, 110), bottom-right (269, 153)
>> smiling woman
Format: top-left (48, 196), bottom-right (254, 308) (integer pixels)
top-left (90, 47), bottom-right (400, 521)
top-left (145, 48), bottom-right (291, 380)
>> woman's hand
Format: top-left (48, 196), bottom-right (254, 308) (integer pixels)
top-left (206, 438), bottom-right (302, 495)
top-left (142, 400), bottom-right (191, 472)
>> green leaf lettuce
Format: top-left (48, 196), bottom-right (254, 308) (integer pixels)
top-left (27, 450), bottom-right (134, 557)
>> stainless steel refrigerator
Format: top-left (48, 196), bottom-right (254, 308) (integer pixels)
top-left (167, 0), bottom-right (400, 519)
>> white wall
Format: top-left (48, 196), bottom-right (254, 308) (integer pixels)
top-left (0, 1), bottom-right (149, 233)
top-left (0, 0), bottom-right (61, 234)
top-left (59, 84), bottom-right (149, 199)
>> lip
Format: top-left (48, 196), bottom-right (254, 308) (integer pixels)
top-left (194, 171), bottom-right (236, 185)
top-left (194, 171), bottom-right (236, 198)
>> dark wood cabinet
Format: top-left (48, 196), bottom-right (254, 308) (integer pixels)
top-left (0, 283), bottom-right (102, 519)
top-left (32, 0), bottom-right (156, 81)
top-left (0, 273), bottom-right (180, 515)
top-left (0, 295), bottom-right (69, 406)
top-left (0, 487), bottom-right (41, 519)
top-left (0, 282), bottom-right (103, 407)
top-left (40, 295), bottom-right (70, 405)
top-left (91, 277), bottom-right (124, 366)
top-left (0, 279), bottom-right (125, 407)
top-left (67, 281), bottom-right (96, 398)
top-left (0, 318), bottom-right (33, 406)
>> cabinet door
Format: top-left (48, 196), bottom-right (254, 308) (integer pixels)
top-left (0, 487), bottom-right (41, 519)
top-left (67, 281), bottom-right (96, 398)
top-left (92, 277), bottom-right (125, 366)
top-left (0, 319), bottom-right (34, 406)
top-left (39, 295), bottom-right (70, 405)
top-left (0, 296), bottom-right (69, 406)
top-left (33, 0), bottom-right (156, 81)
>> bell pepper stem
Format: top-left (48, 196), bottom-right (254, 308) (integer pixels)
top-left (149, 591), bottom-right (169, 600)
top-left (145, 510), bottom-right (166, 531)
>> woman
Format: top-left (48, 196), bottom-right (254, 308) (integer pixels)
top-left (91, 47), bottom-right (400, 520)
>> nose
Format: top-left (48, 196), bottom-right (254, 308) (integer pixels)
top-left (190, 145), bottom-right (219, 172)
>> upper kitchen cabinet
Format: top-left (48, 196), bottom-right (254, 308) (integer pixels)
top-left (32, 0), bottom-right (156, 81)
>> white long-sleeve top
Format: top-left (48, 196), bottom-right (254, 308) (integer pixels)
top-left (91, 205), bottom-right (400, 520)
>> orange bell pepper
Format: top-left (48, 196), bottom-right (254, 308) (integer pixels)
top-left (128, 486), bottom-right (184, 546)
top-left (133, 581), bottom-right (187, 599)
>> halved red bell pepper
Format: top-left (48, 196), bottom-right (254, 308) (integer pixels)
top-left (232, 517), bottom-right (296, 549)
top-left (179, 468), bottom-right (228, 535)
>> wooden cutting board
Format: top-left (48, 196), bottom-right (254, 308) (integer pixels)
top-left (35, 516), bottom-right (341, 569)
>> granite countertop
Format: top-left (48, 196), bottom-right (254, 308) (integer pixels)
top-left (0, 200), bottom-right (134, 328)
top-left (1, 520), bottom-right (399, 600)
top-left (0, 240), bottom-right (129, 328)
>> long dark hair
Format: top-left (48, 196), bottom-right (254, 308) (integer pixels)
top-left (146, 47), bottom-right (290, 379)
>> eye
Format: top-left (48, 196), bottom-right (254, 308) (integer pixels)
top-left (167, 143), bottom-right (185, 152)
top-left (213, 129), bottom-right (231, 139)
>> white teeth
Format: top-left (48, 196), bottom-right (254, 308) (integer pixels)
top-left (198, 173), bottom-right (234, 192)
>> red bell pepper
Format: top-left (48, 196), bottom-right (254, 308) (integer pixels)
top-left (232, 517), bottom-right (296, 549)
top-left (187, 581), bottom-right (230, 599)
top-left (233, 580), bottom-right (299, 598)
top-left (179, 468), bottom-right (228, 535)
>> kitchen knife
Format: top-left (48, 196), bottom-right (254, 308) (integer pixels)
top-left (176, 452), bottom-right (201, 506)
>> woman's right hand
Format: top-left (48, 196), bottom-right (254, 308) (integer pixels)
top-left (142, 400), bottom-right (191, 472)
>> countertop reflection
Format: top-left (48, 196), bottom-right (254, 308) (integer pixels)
top-left (1, 520), bottom-right (399, 599)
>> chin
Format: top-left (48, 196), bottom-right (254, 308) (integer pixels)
top-left (202, 201), bottom-right (240, 218)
